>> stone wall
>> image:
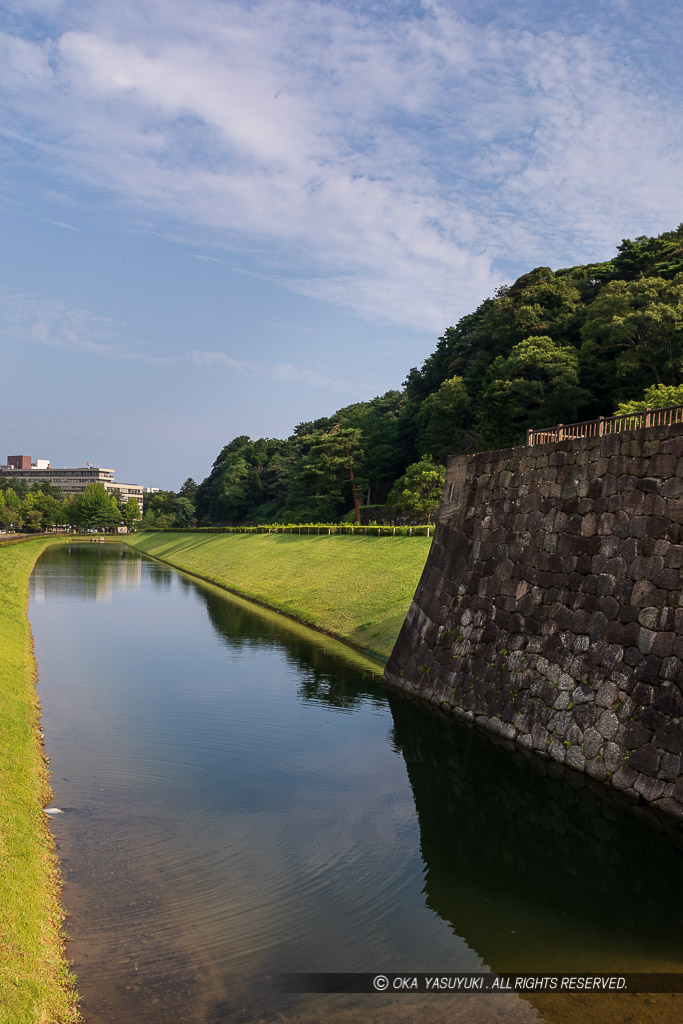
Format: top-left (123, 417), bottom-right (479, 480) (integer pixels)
top-left (384, 422), bottom-right (683, 820)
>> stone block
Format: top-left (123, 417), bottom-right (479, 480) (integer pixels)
top-left (654, 722), bottom-right (683, 754)
top-left (661, 436), bottom-right (683, 457)
top-left (627, 744), bottom-right (660, 774)
top-left (651, 453), bottom-right (677, 477)
top-left (548, 737), bottom-right (566, 763)
top-left (595, 679), bottom-right (620, 708)
top-left (565, 745), bottom-right (586, 771)
top-left (636, 607), bottom-right (659, 630)
top-left (603, 621), bottom-right (623, 644)
top-left (653, 568), bottom-right (680, 590)
top-left (624, 647), bottom-right (642, 667)
top-left (633, 774), bottom-right (666, 801)
top-left (597, 512), bottom-right (615, 535)
top-left (637, 628), bottom-right (657, 654)
top-left (659, 659), bottom-right (682, 686)
top-left (662, 477), bottom-right (683, 499)
top-left (660, 752), bottom-right (681, 782)
top-left (599, 535), bottom-right (620, 557)
top-left (631, 580), bottom-right (662, 607)
top-left (582, 726), bottom-right (603, 759)
top-left (612, 765), bottom-right (638, 790)
top-left (596, 710), bottom-right (619, 740)
top-left (623, 722), bottom-right (652, 748)
top-left (629, 516), bottom-right (649, 538)
top-left (574, 703), bottom-right (596, 730)
top-left (664, 544), bottom-right (683, 569)
top-left (570, 609), bottom-right (592, 634)
top-left (585, 757), bottom-right (608, 780)
top-left (634, 655), bottom-right (663, 685)
top-left (596, 574), bottom-right (617, 597)
top-left (603, 742), bottom-right (623, 773)
top-left (652, 633), bottom-right (675, 659)
top-left (647, 513), bottom-right (670, 536)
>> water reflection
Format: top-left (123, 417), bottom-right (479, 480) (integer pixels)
top-left (389, 695), bottom-right (683, 974)
top-left (31, 543), bottom-right (143, 603)
top-left (199, 584), bottom-right (383, 711)
top-left (29, 544), bottom-right (683, 1024)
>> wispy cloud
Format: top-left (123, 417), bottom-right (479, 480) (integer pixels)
top-left (1, 1), bottom-right (681, 330)
top-left (191, 349), bottom-right (355, 393)
top-left (0, 290), bottom-right (167, 362)
top-left (48, 219), bottom-right (80, 230)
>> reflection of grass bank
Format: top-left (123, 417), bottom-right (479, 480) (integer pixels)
top-left (126, 531), bottom-right (432, 662)
top-left (0, 537), bottom-right (79, 1024)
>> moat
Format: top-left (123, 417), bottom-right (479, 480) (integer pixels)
top-left (29, 544), bottom-right (683, 1023)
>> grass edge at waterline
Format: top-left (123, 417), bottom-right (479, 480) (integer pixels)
top-left (125, 530), bottom-right (432, 662)
top-left (0, 536), bottom-right (80, 1024)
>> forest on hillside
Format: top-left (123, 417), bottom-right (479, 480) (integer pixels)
top-left (143, 225), bottom-right (683, 528)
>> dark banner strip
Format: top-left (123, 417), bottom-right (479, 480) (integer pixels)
top-left (276, 973), bottom-right (683, 994)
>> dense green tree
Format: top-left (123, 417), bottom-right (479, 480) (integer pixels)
top-left (581, 275), bottom-right (683, 391)
top-left (613, 383), bottom-right (683, 416)
top-left (304, 426), bottom-right (365, 523)
top-left (19, 494), bottom-right (44, 532)
top-left (415, 375), bottom-right (473, 462)
top-left (479, 336), bottom-right (588, 447)
top-left (178, 477), bottom-right (197, 500)
top-left (388, 456), bottom-right (446, 524)
top-left (73, 483), bottom-right (118, 530)
top-left (329, 391), bottom-right (408, 505)
top-left (123, 497), bottom-right (142, 530)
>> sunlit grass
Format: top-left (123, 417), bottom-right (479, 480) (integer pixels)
top-left (0, 537), bottom-right (79, 1024)
top-left (126, 531), bottom-right (431, 661)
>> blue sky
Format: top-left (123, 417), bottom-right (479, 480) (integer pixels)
top-left (1, 0), bottom-right (681, 489)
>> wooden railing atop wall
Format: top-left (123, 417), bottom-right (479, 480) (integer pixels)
top-left (527, 404), bottom-right (683, 447)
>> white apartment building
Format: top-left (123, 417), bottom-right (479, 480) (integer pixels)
top-left (0, 456), bottom-right (145, 512)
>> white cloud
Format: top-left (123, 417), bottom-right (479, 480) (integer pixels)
top-left (0, 0), bottom-right (681, 330)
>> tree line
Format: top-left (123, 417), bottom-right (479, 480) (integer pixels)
top-left (41, 225), bottom-right (683, 531)
top-left (0, 479), bottom-right (142, 533)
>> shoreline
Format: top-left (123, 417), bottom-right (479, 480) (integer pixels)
top-left (124, 530), bottom-right (431, 664)
top-left (0, 535), bottom-right (80, 1024)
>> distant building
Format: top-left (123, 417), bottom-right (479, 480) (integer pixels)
top-left (0, 455), bottom-right (146, 513)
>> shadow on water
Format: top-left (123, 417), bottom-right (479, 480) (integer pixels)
top-left (389, 693), bottom-right (683, 972)
top-left (31, 545), bottom-right (683, 1024)
top-left (197, 580), bottom-right (384, 711)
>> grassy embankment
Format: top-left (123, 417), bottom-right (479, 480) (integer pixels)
top-left (0, 536), bottom-right (79, 1024)
top-left (126, 530), bottom-right (432, 662)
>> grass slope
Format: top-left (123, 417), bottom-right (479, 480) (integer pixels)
top-left (0, 537), bottom-right (78, 1024)
top-left (126, 531), bottom-right (431, 661)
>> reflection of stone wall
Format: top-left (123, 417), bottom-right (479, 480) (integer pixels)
top-left (388, 692), bottom-right (683, 971)
top-left (384, 423), bottom-right (683, 820)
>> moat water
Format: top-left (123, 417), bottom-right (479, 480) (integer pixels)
top-left (29, 544), bottom-right (683, 1024)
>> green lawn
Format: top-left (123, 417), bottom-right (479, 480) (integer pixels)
top-left (0, 537), bottom-right (79, 1024)
top-left (126, 531), bottom-right (431, 661)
